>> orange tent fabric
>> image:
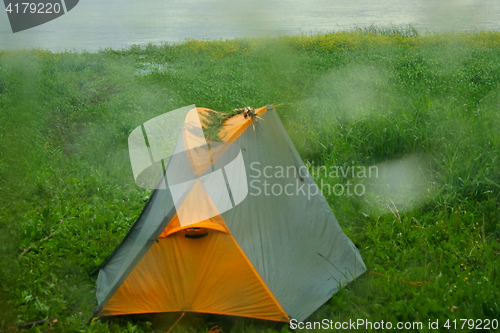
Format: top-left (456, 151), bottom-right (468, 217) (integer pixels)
top-left (98, 106), bottom-right (289, 321)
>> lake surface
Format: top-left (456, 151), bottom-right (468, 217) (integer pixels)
top-left (1, 0), bottom-right (499, 52)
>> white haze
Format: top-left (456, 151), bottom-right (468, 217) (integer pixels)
top-left (1, 0), bottom-right (499, 51)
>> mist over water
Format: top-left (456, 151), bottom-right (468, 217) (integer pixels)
top-left (1, 0), bottom-right (499, 52)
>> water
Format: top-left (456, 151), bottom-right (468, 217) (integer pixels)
top-left (1, 0), bottom-right (499, 52)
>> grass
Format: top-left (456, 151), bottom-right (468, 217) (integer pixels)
top-left (0, 27), bottom-right (499, 332)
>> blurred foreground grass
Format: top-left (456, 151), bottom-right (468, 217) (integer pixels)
top-left (0, 28), bottom-right (499, 332)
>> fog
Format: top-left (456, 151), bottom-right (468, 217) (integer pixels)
top-left (1, 0), bottom-right (499, 52)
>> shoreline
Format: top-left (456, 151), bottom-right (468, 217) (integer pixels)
top-left (2, 25), bottom-right (500, 54)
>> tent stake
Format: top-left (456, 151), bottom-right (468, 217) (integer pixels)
top-left (166, 312), bottom-right (185, 333)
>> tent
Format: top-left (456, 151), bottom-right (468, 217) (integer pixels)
top-left (90, 105), bottom-right (366, 323)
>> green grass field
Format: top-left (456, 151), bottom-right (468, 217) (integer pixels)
top-left (0, 27), bottom-right (499, 332)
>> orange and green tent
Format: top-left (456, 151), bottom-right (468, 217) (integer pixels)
top-left (90, 105), bottom-right (365, 322)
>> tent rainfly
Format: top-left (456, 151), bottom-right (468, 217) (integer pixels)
top-left (90, 105), bottom-right (366, 323)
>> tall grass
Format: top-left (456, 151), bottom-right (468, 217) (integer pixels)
top-left (0, 28), bottom-right (499, 332)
